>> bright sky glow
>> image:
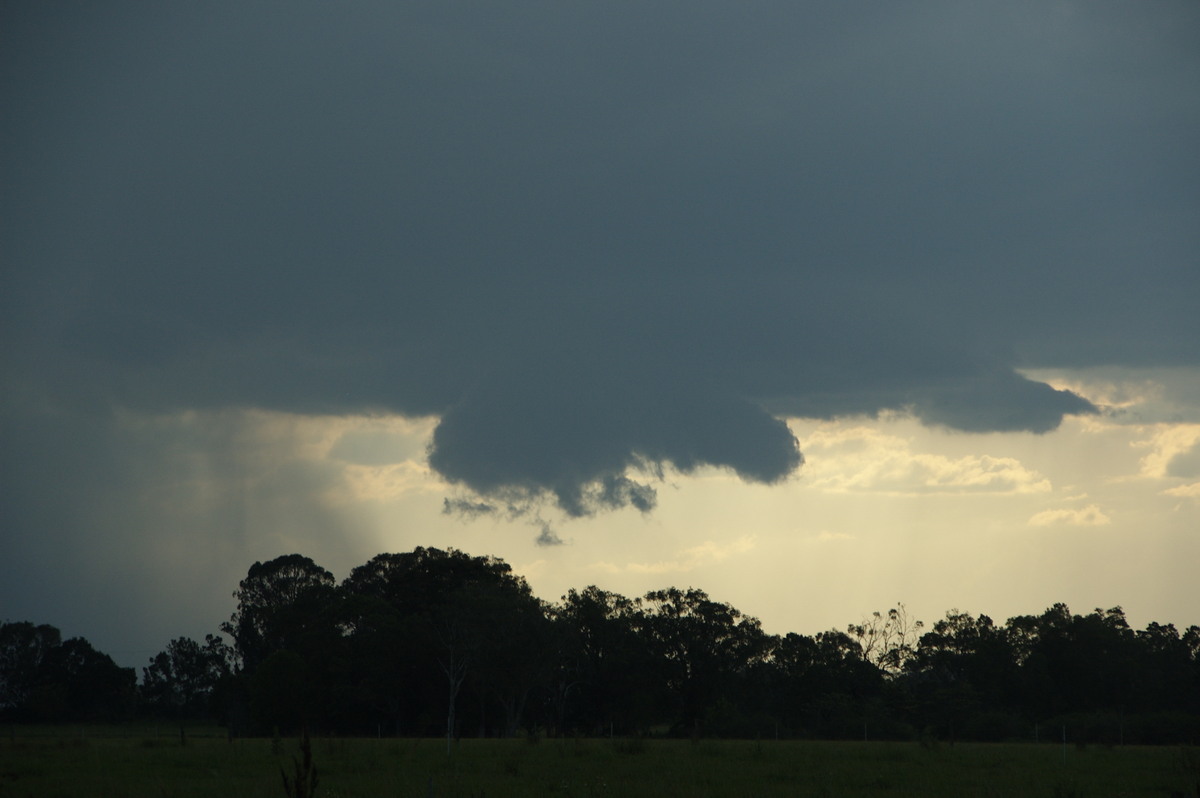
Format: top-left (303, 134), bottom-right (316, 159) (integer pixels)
top-left (47, 366), bottom-right (1191, 666)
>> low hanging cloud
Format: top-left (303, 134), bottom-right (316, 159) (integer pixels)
top-left (1022, 368), bottom-right (1200, 426)
top-left (1028, 505), bottom-right (1113, 527)
top-left (1135, 425), bottom-right (1200, 480)
top-left (534, 520), bottom-right (565, 548)
top-left (798, 423), bottom-right (1052, 495)
top-left (1162, 482), bottom-right (1200, 499)
top-left (2, 0), bottom-right (1195, 541)
top-left (428, 371), bottom-right (802, 516)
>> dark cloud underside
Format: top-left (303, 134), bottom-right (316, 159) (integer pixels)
top-left (3, 1), bottom-right (1197, 518)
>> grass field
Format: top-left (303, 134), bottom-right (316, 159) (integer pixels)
top-left (2, 727), bottom-right (1197, 797)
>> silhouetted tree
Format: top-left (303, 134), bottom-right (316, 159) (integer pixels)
top-left (849, 603), bottom-right (923, 675)
top-left (323, 591), bottom-right (417, 734)
top-left (17, 546), bottom-right (1196, 743)
top-left (250, 649), bottom-right (315, 733)
top-left (142, 635), bottom-right (232, 718)
top-left (765, 629), bottom-right (885, 738)
top-left (640, 587), bottom-right (769, 736)
top-left (222, 554), bottom-right (337, 672)
top-left (1134, 622), bottom-right (1200, 714)
top-left (904, 610), bottom-right (1015, 740)
top-left (0, 621), bottom-right (62, 718)
top-left (551, 586), bottom-right (662, 735)
top-left (1, 623), bottom-right (135, 722)
top-left (1006, 604), bottom-right (1135, 718)
top-left (35, 637), bottom-right (136, 722)
top-left (217, 555), bottom-right (341, 733)
top-left (339, 547), bottom-right (545, 742)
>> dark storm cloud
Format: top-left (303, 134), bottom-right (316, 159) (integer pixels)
top-left (534, 521), bottom-right (565, 549)
top-left (3, 0), bottom-right (1198, 537)
top-left (428, 360), bottom-right (801, 515)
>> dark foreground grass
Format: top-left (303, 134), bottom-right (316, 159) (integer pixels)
top-left (1, 728), bottom-right (1197, 798)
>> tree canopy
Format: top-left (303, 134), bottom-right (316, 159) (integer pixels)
top-left (3, 548), bottom-right (1198, 744)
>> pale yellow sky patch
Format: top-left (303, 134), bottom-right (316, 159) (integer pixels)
top-left (591, 535), bottom-right (758, 576)
top-left (208, 388), bottom-right (1194, 645)
top-left (513, 558), bottom-right (551, 581)
top-left (101, 368), bottom-right (1198, 650)
top-left (212, 409), bottom-right (352, 464)
top-left (325, 461), bottom-right (441, 505)
top-left (809, 530), bottom-right (855, 543)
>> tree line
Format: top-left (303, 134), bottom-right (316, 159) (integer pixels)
top-left (3, 547), bottom-right (1198, 744)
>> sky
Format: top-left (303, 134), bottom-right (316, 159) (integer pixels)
top-left (2, 2), bottom-right (1198, 671)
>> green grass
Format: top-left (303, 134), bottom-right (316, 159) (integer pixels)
top-left (1, 728), bottom-right (1197, 797)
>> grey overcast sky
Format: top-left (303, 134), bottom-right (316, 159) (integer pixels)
top-left (2, 2), bottom-right (1198, 668)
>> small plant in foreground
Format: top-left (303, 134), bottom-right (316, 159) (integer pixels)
top-left (281, 729), bottom-right (319, 798)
